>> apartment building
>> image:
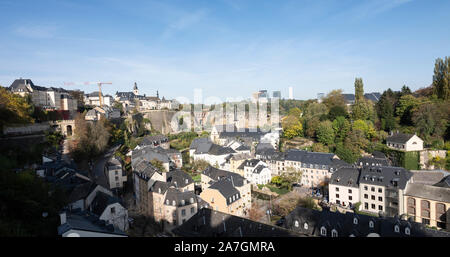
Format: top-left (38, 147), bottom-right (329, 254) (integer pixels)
top-left (329, 167), bottom-right (360, 208)
top-left (200, 166), bottom-right (251, 217)
top-left (359, 166), bottom-right (413, 217)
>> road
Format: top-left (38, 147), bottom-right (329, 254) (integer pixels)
top-left (92, 145), bottom-right (121, 189)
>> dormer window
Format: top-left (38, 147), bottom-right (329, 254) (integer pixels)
top-left (394, 225), bottom-right (400, 233)
top-left (405, 227), bottom-right (410, 235)
top-left (181, 200), bottom-right (185, 205)
top-left (190, 197), bottom-right (194, 204)
top-left (320, 227), bottom-right (327, 236)
top-left (166, 199), bottom-right (169, 205)
top-left (294, 220), bottom-right (299, 228)
top-left (369, 221), bottom-right (374, 228)
top-left (172, 200), bottom-right (176, 206)
top-left (185, 179), bottom-right (189, 184)
top-left (353, 218), bottom-right (358, 225)
top-left (158, 188), bottom-right (161, 194)
top-left (331, 229), bottom-right (338, 237)
top-left (304, 223), bottom-right (308, 230)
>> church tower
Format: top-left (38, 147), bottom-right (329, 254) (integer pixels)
top-left (133, 82), bottom-right (139, 95)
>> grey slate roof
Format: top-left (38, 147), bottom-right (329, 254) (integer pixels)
top-left (67, 182), bottom-right (97, 203)
top-left (202, 166), bottom-right (246, 187)
top-left (140, 135), bottom-right (169, 147)
top-left (207, 144), bottom-right (236, 155)
top-left (90, 191), bottom-right (122, 216)
top-left (330, 167), bottom-right (360, 188)
top-left (209, 178), bottom-right (240, 205)
top-left (411, 170), bottom-right (446, 185)
top-left (132, 146), bottom-right (170, 168)
top-left (254, 165), bottom-right (266, 174)
top-left (164, 188), bottom-right (197, 207)
top-left (405, 183), bottom-right (450, 203)
top-left (281, 206), bottom-right (450, 237)
top-left (190, 137), bottom-right (212, 150)
top-left (386, 132), bottom-right (415, 144)
top-left (57, 210), bottom-right (127, 236)
top-left (356, 156), bottom-right (390, 167)
top-left (172, 208), bottom-right (307, 237)
top-left (149, 181), bottom-right (170, 194)
top-left (166, 169), bottom-right (194, 188)
top-left (359, 166), bottom-right (413, 190)
top-left (286, 149), bottom-right (339, 167)
top-left (238, 159), bottom-right (261, 169)
top-left (434, 175), bottom-right (450, 188)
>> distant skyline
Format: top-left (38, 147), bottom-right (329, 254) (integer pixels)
top-left (1, 0), bottom-right (449, 101)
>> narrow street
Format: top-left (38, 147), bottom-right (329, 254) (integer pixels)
top-left (91, 145), bottom-right (121, 189)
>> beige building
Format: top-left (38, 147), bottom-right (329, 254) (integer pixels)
top-left (200, 166), bottom-right (251, 217)
top-left (359, 166), bottom-right (413, 217)
top-left (403, 178), bottom-right (450, 231)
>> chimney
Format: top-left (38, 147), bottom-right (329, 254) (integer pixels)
top-left (59, 212), bottom-right (67, 225)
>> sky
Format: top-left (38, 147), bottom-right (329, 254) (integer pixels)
top-left (0, 0), bottom-right (449, 102)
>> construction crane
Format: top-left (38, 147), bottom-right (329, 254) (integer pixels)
top-left (64, 81), bottom-right (112, 106)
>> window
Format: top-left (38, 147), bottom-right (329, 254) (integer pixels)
top-left (111, 207), bottom-right (115, 214)
top-left (348, 189), bottom-right (352, 194)
top-left (394, 225), bottom-right (400, 233)
top-left (378, 196), bottom-right (383, 202)
top-left (349, 196), bottom-right (353, 201)
top-left (371, 204), bottom-right (376, 209)
top-left (181, 200), bottom-right (185, 205)
top-left (371, 195), bottom-right (375, 200)
top-left (364, 186), bottom-right (368, 190)
top-left (405, 227), bottom-right (410, 235)
top-left (364, 203), bottom-right (369, 210)
top-left (331, 229), bottom-right (338, 237)
top-left (364, 194), bottom-right (368, 199)
top-left (336, 200), bottom-right (341, 205)
top-left (190, 207), bottom-right (195, 214)
top-left (172, 200), bottom-right (176, 206)
top-left (422, 218), bottom-right (430, 225)
top-left (369, 221), bottom-right (374, 228)
top-left (115, 176), bottom-right (119, 181)
top-left (378, 188), bottom-right (382, 193)
top-left (421, 200), bottom-right (430, 218)
top-left (336, 187), bottom-right (339, 192)
top-left (320, 227), bottom-right (327, 236)
top-left (304, 223), bottom-right (308, 230)
top-left (378, 205), bottom-right (383, 211)
top-left (294, 220), bottom-right (299, 227)
top-left (353, 218), bottom-right (358, 225)
top-left (371, 187), bottom-right (375, 192)
top-left (181, 209), bottom-right (186, 216)
top-left (336, 194), bottom-right (340, 199)
top-left (436, 203), bottom-right (446, 223)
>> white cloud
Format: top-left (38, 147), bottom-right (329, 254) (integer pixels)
top-left (14, 24), bottom-right (60, 39)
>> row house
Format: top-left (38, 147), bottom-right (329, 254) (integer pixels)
top-left (200, 166), bottom-right (251, 217)
top-left (237, 159), bottom-right (272, 185)
top-left (285, 149), bottom-right (347, 187)
top-left (9, 78), bottom-right (77, 111)
top-left (281, 206), bottom-right (449, 237)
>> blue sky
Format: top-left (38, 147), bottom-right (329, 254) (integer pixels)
top-left (0, 0), bottom-right (449, 102)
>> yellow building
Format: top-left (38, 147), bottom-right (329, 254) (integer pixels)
top-left (403, 182), bottom-right (449, 231)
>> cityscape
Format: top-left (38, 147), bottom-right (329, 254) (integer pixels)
top-left (0, 1), bottom-right (449, 253)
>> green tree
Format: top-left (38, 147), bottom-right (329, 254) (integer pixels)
top-left (332, 116), bottom-right (350, 143)
top-left (396, 95), bottom-right (420, 125)
top-left (316, 120), bottom-right (335, 145)
top-left (322, 89), bottom-right (347, 110)
top-left (432, 57), bottom-right (450, 100)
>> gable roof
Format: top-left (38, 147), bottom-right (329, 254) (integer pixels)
top-left (208, 178), bottom-right (240, 203)
top-left (58, 210), bottom-right (127, 236)
top-left (330, 167), bottom-right (360, 188)
top-left (207, 144), bottom-right (236, 156)
top-left (282, 206), bottom-right (450, 237)
top-left (172, 208), bottom-right (306, 237)
top-left (359, 166), bottom-right (413, 190)
top-left (405, 183), bottom-right (450, 203)
top-left (286, 149), bottom-right (337, 166)
top-left (164, 188), bottom-right (197, 207)
top-left (90, 191), bottom-right (122, 216)
top-left (202, 166), bottom-right (246, 187)
top-left (386, 132), bottom-right (418, 144)
top-left (166, 169), bottom-right (194, 188)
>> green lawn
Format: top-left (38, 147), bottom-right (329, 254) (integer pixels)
top-left (265, 184), bottom-right (290, 195)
